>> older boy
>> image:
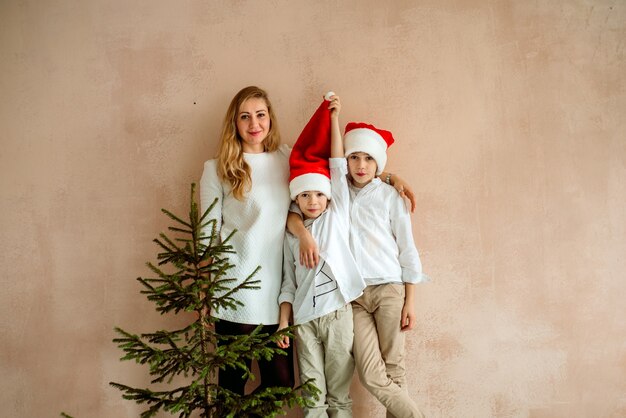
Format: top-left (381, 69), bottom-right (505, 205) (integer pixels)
top-left (343, 122), bottom-right (428, 418)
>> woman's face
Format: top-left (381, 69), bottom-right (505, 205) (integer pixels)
top-left (236, 97), bottom-right (270, 153)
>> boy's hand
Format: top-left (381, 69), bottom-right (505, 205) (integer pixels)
top-left (287, 212), bottom-right (320, 268)
top-left (299, 233), bottom-right (319, 269)
top-left (327, 94), bottom-right (341, 118)
top-left (400, 302), bottom-right (416, 332)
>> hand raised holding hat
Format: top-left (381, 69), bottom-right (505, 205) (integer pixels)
top-left (328, 95), bottom-right (341, 119)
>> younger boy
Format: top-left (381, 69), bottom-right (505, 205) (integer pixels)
top-left (278, 94), bottom-right (365, 418)
top-left (343, 122), bottom-right (428, 418)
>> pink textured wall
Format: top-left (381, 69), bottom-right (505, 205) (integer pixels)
top-left (1, 1), bottom-right (625, 417)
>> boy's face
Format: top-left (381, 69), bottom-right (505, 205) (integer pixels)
top-left (347, 152), bottom-right (377, 188)
top-left (295, 191), bottom-right (329, 220)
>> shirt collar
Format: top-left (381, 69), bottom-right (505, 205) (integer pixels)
top-left (349, 177), bottom-right (381, 195)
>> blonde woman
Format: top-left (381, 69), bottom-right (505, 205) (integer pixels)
top-left (200, 86), bottom-right (294, 394)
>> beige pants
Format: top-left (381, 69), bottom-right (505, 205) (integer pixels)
top-left (295, 304), bottom-right (355, 418)
top-left (352, 284), bottom-right (425, 418)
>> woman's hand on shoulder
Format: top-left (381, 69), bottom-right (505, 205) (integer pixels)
top-left (389, 173), bottom-right (416, 213)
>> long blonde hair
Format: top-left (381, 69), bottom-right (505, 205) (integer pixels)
top-left (216, 86), bottom-right (281, 200)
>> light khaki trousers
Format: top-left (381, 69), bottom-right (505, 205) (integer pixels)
top-left (295, 304), bottom-right (355, 418)
top-left (352, 284), bottom-right (425, 418)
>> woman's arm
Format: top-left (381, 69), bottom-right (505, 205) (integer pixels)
top-left (200, 160), bottom-right (225, 232)
top-left (277, 302), bottom-right (292, 348)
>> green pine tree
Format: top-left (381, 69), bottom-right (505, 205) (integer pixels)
top-left (109, 184), bottom-right (318, 418)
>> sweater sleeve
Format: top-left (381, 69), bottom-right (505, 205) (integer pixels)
top-left (279, 234), bottom-right (297, 305)
top-left (199, 160), bottom-right (223, 239)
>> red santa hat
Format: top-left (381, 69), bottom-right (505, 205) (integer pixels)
top-left (343, 122), bottom-right (395, 175)
top-left (288, 92), bottom-right (336, 200)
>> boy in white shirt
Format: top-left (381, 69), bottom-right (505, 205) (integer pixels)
top-left (278, 93), bottom-right (365, 418)
top-left (343, 122), bottom-right (428, 418)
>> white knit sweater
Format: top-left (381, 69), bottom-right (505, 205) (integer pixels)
top-left (199, 144), bottom-right (291, 325)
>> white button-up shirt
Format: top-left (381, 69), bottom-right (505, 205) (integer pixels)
top-left (348, 178), bottom-right (428, 286)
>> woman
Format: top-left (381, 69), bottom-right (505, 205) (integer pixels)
top-left (200, 86), bottom-right (294, 394)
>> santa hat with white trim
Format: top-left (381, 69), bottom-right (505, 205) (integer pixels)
top-left (288, 92), bottom-right (336, 200)
top-left (343, 122), bottom-right (395, 175)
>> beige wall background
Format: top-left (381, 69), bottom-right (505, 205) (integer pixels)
top-left (1, 1), bottom-right (624, 417)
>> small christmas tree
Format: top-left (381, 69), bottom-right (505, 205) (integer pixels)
top-left (110, 184), bottom-right (318, 418)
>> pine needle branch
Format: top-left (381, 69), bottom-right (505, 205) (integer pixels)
top-left (109, 183), bottom-right (318, 417)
